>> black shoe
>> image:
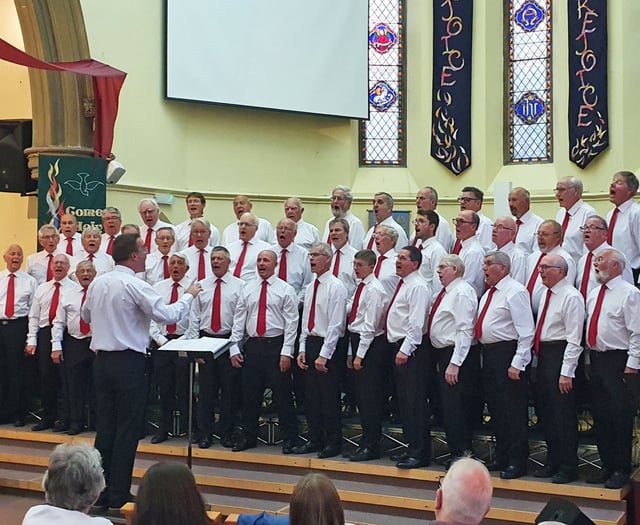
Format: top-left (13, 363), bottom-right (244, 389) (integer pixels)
top-left (53, 420), bottom-right (69, 433)
top-left (485, 461), bottom-right (506, 472)
top-left (533, 465), bottom-right (556, 478)
top-left (604, 471), bottom-right (629, 489)
top-left (500, 465), bottom-right (525, 480)
top-left (31, 419), bottom-right (54, 432)
top-left (318, 445), bottom-right (342, 459)
top-left (151, 431), bottom-right (169, 444)
top-left (390, 450), bottom-right (410, 462)
top-left (552, 470), bottom-right (577, 484)
top-left (282, 439), bottom-right (299, 455)
top-left (232, 437), bottom-right (256, 452)
top-left (13, 418), bottom-right (25, 427)
top-left (587, 469), bottom-right (611, 484)
top-left (292, 441), bottom-right (322, 455)
top-left (221, 434), bottom-right (236, 448)
top-left (198, 436), bottom-right (213, 449)
top-left (396, 456), bottom-right (430, 469)
top-left (66, 424), bottom-right (85, 436)
top-left (350, 447), bottom-right (380, 462)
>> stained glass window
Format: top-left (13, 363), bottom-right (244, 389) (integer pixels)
top-left (359, 0), bottom-right (406, 167)
top-left (506, 0), bottom-right (552, 163)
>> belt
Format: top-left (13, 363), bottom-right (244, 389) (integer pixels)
top-left (248, 335), bottom-right (283, 345)
top-left (0, 316), bottom-right (27, 325)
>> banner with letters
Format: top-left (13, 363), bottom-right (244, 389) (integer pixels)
top-left (38, 155), bottom-right (107, 232)
top-left (431, 0), bottom-right (473, 175)
top-left (568, 0), bottom-right (608, 169)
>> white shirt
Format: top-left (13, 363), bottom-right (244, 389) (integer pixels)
top-left (22, 504), bottom-right (113, 525)
top-left (271, 243), bottom-right (313, 302)
top-left (555, 200), bottom-right (597, 263)
top-left (476, 275), bottom-right (534, 371)
top-left (606, 198), bottom-right (640, 269)
top-left (140, 220), bottom-right (175, 254)
top-left (375, 249), bottom-right (400, 298)
top-left (100, 232), bottom-right (119, 256)
top-left (27, 250), bottom-right (61, 286)
top-left (82, 265), bottom-right (193, 353)
top-left (230, 274), bottom-right (299, 357)
top-left (575, 242), bottom-right (634, 297)
top-left (514, 210), bottom-right (544, 255)
top-left (459, 236), bottom-right (486, 297)
top-left (498, 241), bottom-right (527, 285)
top-left (362, 216), bottom-right (409, 255)
top-left (536, 278), bottom-right (585, 377)
top-left (0, 269), bottom-right (37, 319)
top-left (347, 274), bottom-right (387, 358)
top-left (385, 271), bottom-right (431, 356)
top-left (477, 213), bottom-right (496, 253)
top-left (144, 251), bottom-right (174, 285)
top-left (179, 245), bottom-right (213, 281)
top-left (52, 285), bottom-right (92, 349)
top-left (27, 277), bottom-right (78, 345)
top-left (586, 275), bottom-right (640, 369)
top-left (429, 278), bottom-right (477, 366)
top-left (174, 218), bottom-right (220, 252)
top-left (300, 272), bottom-right (347, 360)
top-left (526, 246), bottom-right (576, 314)
top-left (223, 217), bottom-right (274, 245)
top-left (331, 244), bottom-right (357, 297)
top-left (227, 238), bottom-right (271, 282)
top-left (186, 272), bottom-right (245, 338)
top-left (294, 220), bottom-right (320, 251)
top-left (322, 211), bottom-right (366, 250)
top-left (57, 232), bottom-right (82, 257)
top-left (70, 251), bottom-right (114, 278)
top-left (417, 237), bottom-right (447, 293)
top-left (149, 276), bottom-right (193, 345)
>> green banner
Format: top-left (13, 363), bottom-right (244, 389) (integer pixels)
top-left (38, 155), bottom-right (107, 232)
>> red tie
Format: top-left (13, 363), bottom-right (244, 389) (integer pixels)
top-left (162, 255), bottom-right (170, 279)
top-left (188, 236), bottom-right (194, 247)
top-left (348, 282), bottom-right (365, 325)
top-left (166, 282), bottom-right (180, 334)
top-left (210, 278), bottom-right (222, 332)
top-left (367, 233), bottom-right (376, 250)
top-left (587, 284), bottom-right (607, 349)
top-left (5, 273), bottom-right (15, 319)
top-left (278, 249), bottom-right (288, 281)
top-left (374, 255), bottom-right (386, 278)
top-left (257, 280), bottom-right (268, 336)
top-left (106, 236), bottom-right (115, 255)
top-left (233, 242), bottom-right (249, 278)
top-left (515, 219), bottom-right (523, 234)
top-left (88, 253), bottom-right (94, 262)
top-left (475, 286), bottom-right (497, 340)
top-left (144, 228), bottom-right (153, 252)
top-left (579, 252), bottom-right (593, 299)
top-left (79, 288), bottom-right (90, 335)
top-left (427, 288), bottom-right (446, 335)
top-left (49, 282), bottom-right (61, 325)
top-left (607, 207), bottom-right (620, 244)
top-left (307, 279), bottom-right (320, 332)
top-left (46, 254), bottom-right (53, 281)
top-left (326, 233), bottom-right (332, 245)
top-left (66, 237), bottom-right (74, 256)
top-left (560, 212), bottom-right (570, 241)
top-left (384, 279), bottom-right (404, 331)
top-left (332, 250), bottom-right (341, 277)
top-left (198, 249), bottom-right (206, 280)
top-left (534, 288), bottom-right (552, 354)
top-left (452, 239), bottom-right (462, 255)
top-left (526, 253), bottom-right (546, 296)
top-left (412, 237), bottom-right (418, 247)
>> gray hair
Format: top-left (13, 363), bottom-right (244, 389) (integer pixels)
top-left (190, 218), bottom-right (211, 232)
top-left (310, 242), bottom-right (333, 257)
top-left (138, 197), bottom-right (159, 211)
top-left (485, 250), bottom-right (511, 270)
top-left (81, 226), bottom-right (101, 238)
top-left (42, 442), bottom-right (105, 512)
top-left (332, 185), bottom-right (353, 202)
top-left (170, 252), bottom-right (189, 266)
top-left (439, 254), bottom-right (465, 277)
top-left (103, 206), bottom-right (121, 218)
top-left (375, 191), bottom-right (394, 208)
top-left (440, 457), bottom-right (492, 524)
top-left (376, 224), bottom-right (398, 242)
top-left (328, 217), bottom-right (350, 235)
top-left (559, 176), bottom-right (584, 195)
top-left (38, 224), bottom-right (59, 238)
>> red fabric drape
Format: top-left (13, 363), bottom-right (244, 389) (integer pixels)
top-left (0, 37), bottom-right (126, 158)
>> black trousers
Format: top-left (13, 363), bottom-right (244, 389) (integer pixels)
top-left (481, 340), bottom-right (529, 469)
top-left (239, 336), bottom-right (298, 442)
top-left (152, 334), bottom-right (189, 434)
top-left (434, 343), bottom-right (480, 456)
top-left (0, 317), bottom-right (28, 421)
top-left (197, 331), bottom-right (240, 437)
top-left (94, 350), bottom-right (147, 507)
top-left (391, 339), bottom-right (431, 461)
top-left (351, 333), bottom-right (390, 451)
top-left (303, 335), bottom-right (345, 448)
top-left (35, 327), bottom-right (61, 422)
top-left (61, 333), bottom-right (95, 427)
top-left (536, 341), bottom-right (578, 473)
top-left (590, 350), bottom-right (634, 475)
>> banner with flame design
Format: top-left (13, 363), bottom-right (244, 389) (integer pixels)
top-left (38, 156), bottom-right (106, 232)
top-left (568, 0), bottom-right (608, 169)
top-left (431, 0), bottom-right (473, 175)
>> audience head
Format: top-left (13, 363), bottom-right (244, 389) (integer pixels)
top-left (555, 177), bottom-right (583, 210)
top-left (289, 473), bottom-right (344, 525)
top-left (133, 462), bottom-right (212, 525)
top-left (330, 186), bottom-right (353, 218)
top-left (42, 442), bottom-right (105, 513)
top-left (508, 187), bottom-right (531, 219)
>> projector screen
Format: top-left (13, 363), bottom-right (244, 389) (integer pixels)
top-left (165, 0), bottom-right (369, 119)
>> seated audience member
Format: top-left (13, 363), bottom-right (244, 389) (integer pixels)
top-left (22, 442), bottom-right (112, 524)
top-left (290, 473), bottom-right (345, 525)
top-left (133, 462), bottom-right (212, 525)
top-left (429, 457), bottom-right (492, 525)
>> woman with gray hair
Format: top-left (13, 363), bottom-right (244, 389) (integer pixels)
top-left (22, 442), bottom-right (113, 524)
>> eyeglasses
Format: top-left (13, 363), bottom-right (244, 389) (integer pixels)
top-left (491, 224), bottom-right (514, 231)
top-left (579, 225), bottom-right (606, 232)
top-left (538, 265), bottom-right (563, 272)
top-left (413, 219), bottom-right (429, 225)
top-left (452, 218), bottom-right (474, 225)
top-left (397, 255), bottom-right (412, 262)
top-left (457, 197), bottom-right (480, 204)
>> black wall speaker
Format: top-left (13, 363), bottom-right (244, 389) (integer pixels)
top-left (536, 498), bottom-right (595, 525)
top-left (0, 119), bottom-right (36, 194)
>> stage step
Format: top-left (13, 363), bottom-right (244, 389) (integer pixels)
top-left (0, 426), bottom-right (629, 525)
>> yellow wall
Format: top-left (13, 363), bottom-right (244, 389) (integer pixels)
top-left (0, 0), bottom-right (639, 251)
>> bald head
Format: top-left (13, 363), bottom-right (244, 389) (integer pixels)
top-left (436, 458), bottom-right (492, 525)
